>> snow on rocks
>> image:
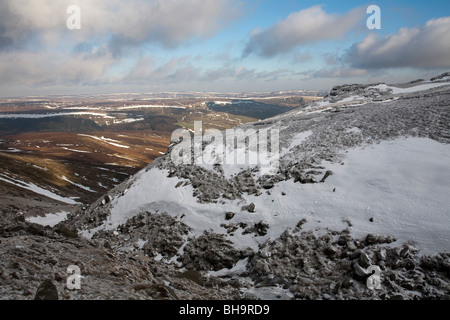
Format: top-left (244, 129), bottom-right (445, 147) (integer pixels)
top-left (57, 77), bottom-right (450, 300)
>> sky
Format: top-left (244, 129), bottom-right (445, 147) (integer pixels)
top-left (0, 0), bottom-right (449, 97)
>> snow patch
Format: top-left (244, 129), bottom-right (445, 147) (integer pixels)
top-left (26, 211), bottom-right (69, 227)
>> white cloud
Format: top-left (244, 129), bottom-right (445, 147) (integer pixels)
top-left (244, 5), bottom-right (365, 57)
top-left (0, 0), bottom-right (242, 89)
top-left (0, 50), bottom-right (116, 85)
top-left (313, 67), bottom-right (368, 78)
top-left (346, 17), bottom-right (450, 69)
top-left (0, 0), bottom-right (241, 52)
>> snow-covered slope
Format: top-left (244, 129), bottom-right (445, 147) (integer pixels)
top-left (81, 135), bottom-right (449, 256)
top-left (74, 77), bottom-right (449, 255)
top-left (60, 75), bottom-right (450, 299)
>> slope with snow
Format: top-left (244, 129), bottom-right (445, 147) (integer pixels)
top-left (74, 78), bottom-right (450, 257)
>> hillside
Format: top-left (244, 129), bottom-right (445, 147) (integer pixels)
top-left (1, 75), bottom-right (449, 300)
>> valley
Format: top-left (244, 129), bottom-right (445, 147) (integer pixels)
top-left (0, 91), bottom-right (318, 211)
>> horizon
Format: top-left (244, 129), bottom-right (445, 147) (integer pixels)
top-left (0, 0), bottom-right (449, 98)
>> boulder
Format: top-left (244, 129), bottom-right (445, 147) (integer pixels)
top-left (34, 280), bottom-right (58, 300)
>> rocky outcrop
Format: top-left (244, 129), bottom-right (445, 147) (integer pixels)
top-left (0, 211), bottom-right (239, 300)
top-left (179, 231), bottom-right (247, 271)
top-left (246, 225), bottom-right (450, 300)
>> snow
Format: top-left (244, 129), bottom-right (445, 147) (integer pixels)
top-left (136, 239), bottom-right (148, 249)
top-left (61, 176), bottom-right (96, 193)
top-left (345, 127), bottom-right (362, 134)
top-left (370, 82), bottom-right (450, 95)
top-left (213, 101), bottom-right (232, 105)
top-left (78, 134), bottom-right (129, 149)
top-left (26, 211), bottom-right (69, 227)
top-left (118, 105), bottom-right (186, 110)
top-left (62, 147), bottom-right (91, 153)
top-left (208, 258), bottom-right (249, 277)
top-left (281, 130), bottom-right (313, 156)
top-left (112, 118), bottom-right (144, 124)
top-left (0, 148), bottom-right (22, 153)
top-left (84, 136), bottom-right (450, 256)
top-left (0, 112), bottom-right (115, 119)
top-left (0, 174), bottom-right (79, 205)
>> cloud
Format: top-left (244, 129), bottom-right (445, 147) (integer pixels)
top-left (0, 50), bottom-right (116, 86)
top-left (0, 0), bottom-right (241, 53)
top-left (346, 17), bottom-right (450, 69)
top-left (244, 5), bottom-right (365, 57)
top-left (0, 0), bottom-right (242, 88)
top-left (312, 67), bottom-right (368, 78)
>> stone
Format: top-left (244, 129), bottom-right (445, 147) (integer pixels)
top-left (262, 182), bottom-right (274, 189)
top-left (34, 280), bottom-right (58, 300)
top-left (359, 251), bottom-right (372, 267)
top-left (178, 270), bottom-right (203, 286)
top-left (404, 259), bottom-right (416, 270)
top-left (56, 225), bottom-right (78, 238)
top-left (377, 249), bottom-right (387, 261)
top-left (241, 203), bottom-right (256, 213)
top-left (320, 170), bottom-right (333, 183)
top-left (180, 232), bottom-right (242, 271)
top-left (255, 221), bottom-right (269, 236)
top-left (353, 263), bottom-right (369, 278)
top-left (350, 249), bottom-right (362, 260)
top-left (323, 246), bottom-right (337, 258)
top-left (390, 293), bottom-right (405, 300)
top-left (26, 223), bottom-right (45, 236)
top-left (365, 233), bottom-right (396, 245)
top-left (101, 195), bottom-right (113, 206)
top-left (225, 212), bottom-right (235, 220)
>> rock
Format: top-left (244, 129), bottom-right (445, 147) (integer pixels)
top-left (431, 72), bottom-right (450, 81)
top-left (262, 182), bottom-right (274, 189)
top-left (377, 249), bottom-right (387, 261)
top-left (255, 221), bottom-right (269, 236)
top-left (225, 212), bottom-right (235, 220)
top-left (400, 246), bottom-right (410, 258)
top-left (101, 195), bottom-right (113, 206)
top-left (241, 203), bottom-right (256, 213)
top-left (320, 170), bottom-right (333, 183)
top-left (420, 257), bottom-right (438, 270)
top-left (401, 281), bottom-right (415, 290)
top-left (180, 232), bottom-right (242, 271)
top-left (259, 250), bottom-right (271, 259)
top-left (178, 270), bottom-right (203, 286)
top-left (104, 241), bottom-right (112, 249)
top-left (359, 251), bottom-right (372, 267)
top-left (350, 249), bottom-right (363, 260)
top-left (175, 181), bottom-right (184, 188)
top-left (390, 293), bottom-right (405, 300)
top-left (404, 259), bottom-right (416, 270)
top-left (149, 284), bottom-right (179, 300)
top-left (341, 277), bottom-right (354, 289)
top-left (365, 233), bottom-right (396, 245)
top-left (34, 280), bottom-right (58, 300)
top-left (26, 223), bottom-right (46, 236)
top-left (55, 225), bottom-right (78, 238)
top-left (323, 246), bottom-right (337, 258)
top-left (353, 263), bottom-right (369, 278)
